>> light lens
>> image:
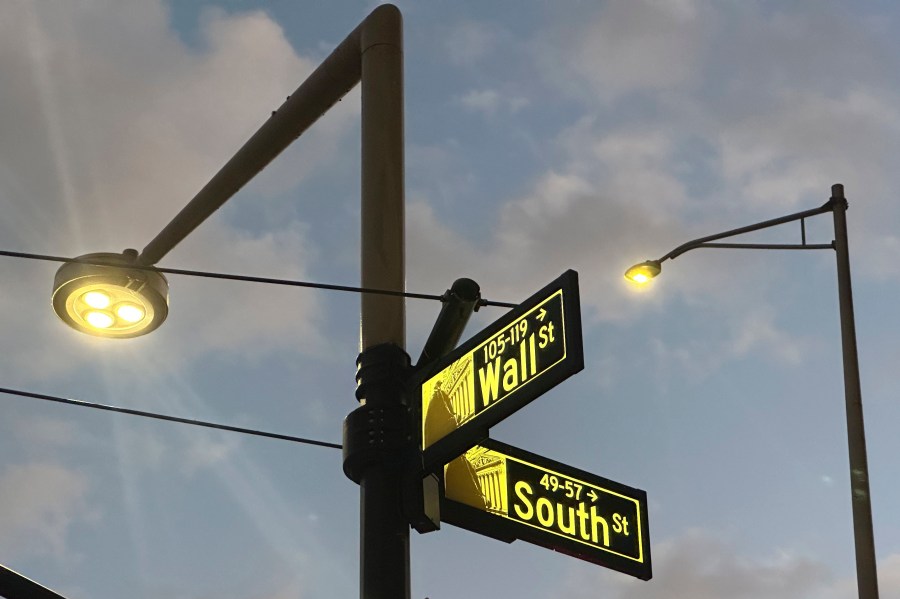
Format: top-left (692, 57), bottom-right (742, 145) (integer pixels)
top-left (624, 261), bottom-right (661, 284)
top-left (65, 284), bottom-right (156, 336)
top-left (53, 252), bottom-right (169, 338)
top-left (65, 283), bottom-right (157, 336)
top-left (116, 303), bottom-right (145, 323)
top-left (82, 291), bottom-right (111, 309)
top-left (85, 310), bottom-right (115, 329)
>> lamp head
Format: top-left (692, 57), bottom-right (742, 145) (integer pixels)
top-left (52, 250), bottom-right (169, 338)
top-left (624, 260), bottom-right (661, 284)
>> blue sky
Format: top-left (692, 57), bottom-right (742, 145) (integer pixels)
top-left (1, 1), bottom-right (899, 597)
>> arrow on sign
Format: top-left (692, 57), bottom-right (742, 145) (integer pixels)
top-left (588, 489), bottom-right (598, 502)
top-left (537, 308), bottom-right (547, 321)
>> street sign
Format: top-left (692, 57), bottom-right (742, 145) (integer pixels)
top-left (417, 270), bottom-right (583, 470)
top-left (441, 439), bottom-right (652, 580)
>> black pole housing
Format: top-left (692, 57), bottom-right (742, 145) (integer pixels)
top-left (416, 278), bottom-right (481, 369)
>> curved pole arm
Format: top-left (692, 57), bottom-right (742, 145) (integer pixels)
top-left (656, 200), bottom-right (836, 264)
top-left (137, 5), bottom-right (398, 267)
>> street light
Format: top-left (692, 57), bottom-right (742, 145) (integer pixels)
top-left (626, 183), bottom-right (879, 599)
top-left (623, 260), bottom-right (661, 284)
top-left (51, 250), bottom-right (169, 338)
top-left (48, 6), bottom-right (409, 599)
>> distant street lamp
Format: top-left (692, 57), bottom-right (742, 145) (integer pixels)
top-left (626, 183), bottom-right (879, 599)
top-left (48, 6), bottom-right (410, 599)
top-left (623, 260), bottom-right (660, 285)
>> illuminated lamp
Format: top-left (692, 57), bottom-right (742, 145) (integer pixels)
top-left (624, 260), bottom-right (662, 284)
top-left (51, 250), bottom-right (168, 338)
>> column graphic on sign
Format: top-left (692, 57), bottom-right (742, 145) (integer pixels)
top-left (421, 289), bottom-right (567, 452)
top-left (446, 445), bottom-right (509, 514)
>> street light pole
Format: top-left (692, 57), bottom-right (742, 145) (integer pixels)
top-left (356, 7), bottom-right (410, 599)
top-left (63, 6), bottom-right (410, 598)
top-left (830, 185), bottom-right (878, 599)
top-left (625, 184), bottom-right (878, 599)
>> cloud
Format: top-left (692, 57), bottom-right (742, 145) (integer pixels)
top-left (406, 120), bottom-right (696, 324)
top-left (0, 0), bottom-right (353, 383)
top-left (458, 88), bottom-right (529, 116)
top-left (716, 88), bottom-right (900, 212)
top-left (879, 553), bottom-right (900, 596)
top-left (729, 309), bottom-right (807, 365)
top-left (443, 20), bottom-right (509, 67)
top-left (561, 529), bottom-right (900, 599)
top-left (644, 305), bottom-right (809, 388)
top-left (0, 462), bottom-right (91, 559)
top-left (8, 414), bottom-right (80, 452)
top-left (103, 411), bottom-right (239, 477)
top-left (405, 0), bottom-right (900, 373)
top-left (181, 434), bottom-right (241, 476)
top-left (536, 0), bottom-right (710, 99)
top-left (532, 0), bottom-right (900, 274)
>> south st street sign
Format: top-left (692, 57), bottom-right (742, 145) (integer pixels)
top-left (441, 440), bottom-right (652, 581)
top-left (417, 270), bottom-right (583, 470)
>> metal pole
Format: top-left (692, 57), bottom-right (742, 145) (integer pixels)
top-left (137, 22), bottom-right (364, 266)
top-left (360, 5), bottom-right (405, 350)
top-left (106, 3), bottom-right (408, 596)
top-left (416, 278), bottom-right (481, 368)
top-left (831, 183), bottom-right (879, 599)
top-left (0, 564), bottom-right (69, 599)
top-left (358, 6), bottom-right (409, 599)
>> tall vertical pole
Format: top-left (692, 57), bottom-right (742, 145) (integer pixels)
top-left (360, 8), bottom-right (405, 349)
top-left (831, 183), bottom-right (879, 599)
top-left (112, 2), bottom-right (409, 595)
top-left (358, 5), bottom-right (409, 599)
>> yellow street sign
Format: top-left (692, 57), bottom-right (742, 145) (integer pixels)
top-left (442, 439), bottom-right (652, 580)
top-left (418, 270), bottom-right (583, 469)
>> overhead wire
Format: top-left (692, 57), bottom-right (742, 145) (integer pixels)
top-left (0, 248), bottom-right (521, 447)
top-left (0, 386), bottom-right (342, 450)
top-left (0, 249), bottom-right (518, 308)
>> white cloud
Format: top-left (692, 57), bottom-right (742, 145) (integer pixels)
top-left (407, 119), bottom-right (695, 324)
top-left (646, 306), bottom-right (809, 387)
top-left (402, 0), bottom-right (900, 362)
top-left (443, 20), bottom-right (508, 67)
top-left (879, 553), bottom-right (900, 597)
top-left (0, 0), bottom-right (352, 383)
top-left (10, 415), bottom-right (79, 449)
top-left (534, 1), bottom-right (900, 248)
top-left (458, 88), bottom-right (529, 115)
top-left (729, 309), bottom-right (806, 365)
top-left (537, 0), bottom-right (710, 99)
top-left (717, 88), bottom-right (900, 212)
top-left (561, 529), bottom-right (900, 599)
top-left (864, 235), bottom-right (900, 279)
top-left (558, 121), bottom-right (688, 217)
top-left (181, 435), bottom-right (240, 476)
top-left (0, 462), bottom-right (91, 559)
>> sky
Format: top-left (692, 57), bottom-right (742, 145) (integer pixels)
top-left (0, 0), bottom-right (899, 597)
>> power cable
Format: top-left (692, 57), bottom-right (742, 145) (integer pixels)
top-left (0, 386), bottom-right (341, 450)
top-left (0, 249), bottom-right (518, 308)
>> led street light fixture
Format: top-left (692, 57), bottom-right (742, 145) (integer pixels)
top-left (52, 251), bottom-right (169, 338)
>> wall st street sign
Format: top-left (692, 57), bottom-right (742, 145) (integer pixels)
top-left (418, 270), bottom-right (583, 470)
top-left (441, 439), bottom-right (652, 580)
